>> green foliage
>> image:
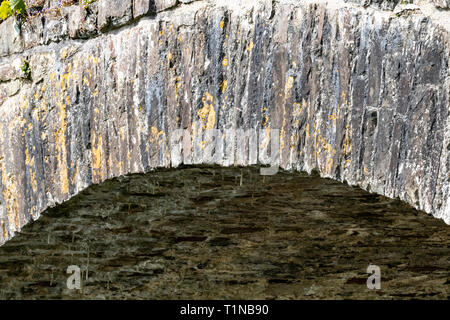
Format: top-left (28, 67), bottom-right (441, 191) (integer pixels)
top-left (10, 0), bottom-right (26, 14)
top-left (20, 59), bottom-right (31, 81)
top-left (0, 1), bottom-right (13, 20)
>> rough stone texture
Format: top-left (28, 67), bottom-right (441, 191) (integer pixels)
top-left (0, 0), bottom-right (449, 245)
top-left (344, 0), bottom-right (403, 10)
top-left (432, 0), bottom-right (450, 9)
top-left (133, 0), bottom-right (154, 18)
top-left (0, 18), bottom-right (22, 57)
top-left (64, 4), bottom-right (99, 39)
top-left (0, 0), bottom-right (446, 57)
top-left (345, 0), bottom-right (449, 10)
top-left (97, 0), bottom-right (133, 31)
top-left (133, 0), bottom-right (178, 18)
top-left (0, 167), bottom-right (448, 299)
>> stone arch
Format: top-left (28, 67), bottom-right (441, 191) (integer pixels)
top-left (0, 0), bottom-right (449, 245)
top-left (0, 165), bottom-right (448, 299)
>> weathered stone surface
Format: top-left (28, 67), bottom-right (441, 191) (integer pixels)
top-left (0, 167), bottom-right (448, 299)
top-left (0, 18), bottom-right (23, 57)
top-left (98, 0), bottom-right (133, 31)
top-left (42, 14), bottom-right (69, 45)
top-left (133, 0), bottom-right (153, 18)
top-left (433, 0), bottom-right (450, 9)
top-left (134, 0), bottom-right (178, 18)
top-left (21, 16), bottom-right (44, 50)
top-left (64, 4), bottom-right (99, 39)
top-left (154, 0), bottom-right (178, 11)
top-left (0, 58), bottom-right (23, 106)
top-left (0, 60), bottom-right (22, 83)
top-left (0, 0), bottom-right (449, 245)
top-left (344, 0), bottom-right (403, 10)
top-left (0, 0), bottom-right (446, 56)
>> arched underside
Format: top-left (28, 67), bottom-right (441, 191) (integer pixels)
top-left (0, 166), bottom-right (449, 299)
top-left (0, 0), bottom-right (449, 245)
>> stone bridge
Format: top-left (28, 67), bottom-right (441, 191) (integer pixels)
top-left (0, 0), bottom-right (449, 246)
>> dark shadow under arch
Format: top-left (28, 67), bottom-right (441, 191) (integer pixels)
top-left (0, 166), bottom-right (448, 299)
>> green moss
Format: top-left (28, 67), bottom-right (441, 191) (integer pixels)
top-left (20, 59), bottom-right (32, 81)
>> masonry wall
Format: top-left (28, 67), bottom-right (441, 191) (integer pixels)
top-left (0, 0), bottom-right (449, 245)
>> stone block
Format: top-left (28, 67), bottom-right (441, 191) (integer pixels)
top-left (98, 0), bottom-right (133, 31)
top-left (64, 4), bottom-right (98, 39)
top-left (21, 16), bottom-right (44, 50)
top-left (0, 18), bottom-right (23, 57)
top-left (133, 0), bottom-right (178, 18)
top-left (433, 0), bottom-right (450, 9)
top-left (42, 15), bottom-right (68, 45)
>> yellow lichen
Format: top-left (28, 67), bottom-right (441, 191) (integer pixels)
top-left (150, 126), bottom-right (165, 144)
top-left (198, 92), bottom-right (216, 130)
top-left (262, 114), bottom-right (269, 127)
top-left (54, 99), bottom-right (69, 195)
top-left (343, 125), bottom-right (352, 156)
top-left (91, 132), bottom-right (103, 182)
top-left (285, 76), bottom-right (294, 96)
top-left (222, 58), bottom-right (229, 67)
top-left (326, 158), bottom-right (333, 172)
top-left (328, 112), bottom-right (337, 127)
top-left (175, 77), bottom-right (182, 98)
top-left (341, 90), bottom-right (348, 106)
top-left (61, 49), bottom-right (69, 60)
top-left (220, 80), bottom-right (228, 94)
top-left (293, 102), bottom-right (303, 117)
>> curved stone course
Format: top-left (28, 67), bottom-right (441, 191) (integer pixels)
top-left (0, 0), bottom-right (449, 245)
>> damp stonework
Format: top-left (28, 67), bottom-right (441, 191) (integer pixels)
top-left (0, 0), bottom-right (449, 246)
top-left (0, 167), bottom-right (448, 300)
